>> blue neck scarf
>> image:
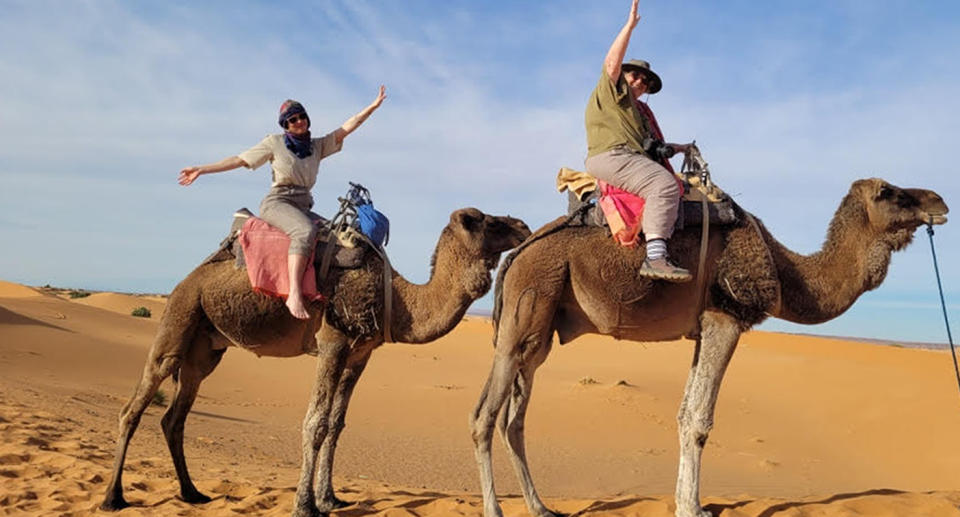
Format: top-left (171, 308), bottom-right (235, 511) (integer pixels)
top-left (284, 131), bottom-right (313, 159)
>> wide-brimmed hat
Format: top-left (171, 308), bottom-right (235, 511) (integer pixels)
top-left (621, 59), bottom-right (662, 94)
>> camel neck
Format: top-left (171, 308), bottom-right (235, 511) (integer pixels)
top-left (768, 196), bottom-right (893, 324)
top-left (389, 233), bottom-right (489, 344)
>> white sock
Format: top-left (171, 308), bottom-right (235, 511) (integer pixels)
top-left (646, 238), bottom-right (667, 260)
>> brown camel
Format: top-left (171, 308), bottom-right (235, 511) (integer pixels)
top-left (469, 178), bottom-right (948, 517)
top-left (100, 207), bottom-right (530, 517)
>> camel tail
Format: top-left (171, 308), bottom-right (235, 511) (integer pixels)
top-left (492, 210), bottom-right (586, 347)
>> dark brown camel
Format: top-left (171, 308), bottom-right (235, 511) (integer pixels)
top-left (99, 207), bottom-right (530, 517)
top-left (469, 178), bottom-right (947, 517)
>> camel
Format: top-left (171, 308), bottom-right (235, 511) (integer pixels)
top-left (99, 207), bottom-right (530, 517)
top-left (469, 178), bottom-right (948, 517)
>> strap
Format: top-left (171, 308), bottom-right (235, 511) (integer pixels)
top-left (690, 195), bottom-right (711, 337)
top-left (318, 236), bottom-right (337, 282)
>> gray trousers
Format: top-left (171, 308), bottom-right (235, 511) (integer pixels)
top-left (585, 146), bottom-right (680, 240)
top-left (259, 185), bottom-right (324, 256)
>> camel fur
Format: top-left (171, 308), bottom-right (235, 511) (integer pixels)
top-left (99, 207), bottom-right (530, 517)
top-left (470, 178), bottom-right (948, 517)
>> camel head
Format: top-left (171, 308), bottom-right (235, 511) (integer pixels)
top-left (852, 178), bottom-right (948, 250)
top-left (432, 208), bottom-right (531, 299)
top-left (448, 207), bottom-right (531, 266)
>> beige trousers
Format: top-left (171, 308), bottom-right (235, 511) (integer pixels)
top-left (585, 146), bottom-right (680, 240)
top-left (259, 185), bottom-right (325, 256)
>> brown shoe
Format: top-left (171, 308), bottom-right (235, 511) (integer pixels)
top-left (640, 257), bottom-right (693, 282)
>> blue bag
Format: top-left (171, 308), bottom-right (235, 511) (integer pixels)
top-left (347, 183), bottom-right (390, 247)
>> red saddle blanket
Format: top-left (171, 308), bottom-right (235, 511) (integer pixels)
top-left (238, 217), bottom-right (324, 303)
top-left (597, 178), bottom-right (683, 247)
top-left (596, 180), bottom-right (646, 247)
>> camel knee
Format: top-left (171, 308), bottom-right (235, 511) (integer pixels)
top-left (117, 411), bottom-right (143, 436)
top-left (469, 410), bottom-right (495, 448)
top-left (677, 413), bottom-right (713, 447)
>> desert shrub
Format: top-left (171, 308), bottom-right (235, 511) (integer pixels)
top-left (131, 306), bottom-right (152, 318)
top-left (68, 290), bottom-right (91, 298)
top-left (152, 389), bottom-right (167, 406)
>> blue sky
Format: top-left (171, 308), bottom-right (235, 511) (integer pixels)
top-left (1, 0), bottom-right (958, 343)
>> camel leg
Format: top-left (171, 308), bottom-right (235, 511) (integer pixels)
top-left (291, 326), bottom-right (350, 517)
top-left (100, 348), bottom-right (183, 511)
top-left (314, 342), bottom-right (376, 511)
top-left (471, 286), bottom-right (552, 517)
top-left (100, 287), bottom-right (204, 512)
top-left (160, 334), bottom-right (225, 504)
top-left (471, 344), bottom-right (522, 517)
top-left (496, 334), bottom-right (557, 517)
top-left (674, 310), bottom-right (741, 517)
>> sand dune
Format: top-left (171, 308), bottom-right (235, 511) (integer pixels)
top-left (0, 280), bottom-right (41, 298)
top-left (67, 292), bottom-right (167, 319)
top-left (2, 280), bottom-right (960, 516)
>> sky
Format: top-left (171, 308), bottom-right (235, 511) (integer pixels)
top-left (1, 0), bottom-right (958, 344)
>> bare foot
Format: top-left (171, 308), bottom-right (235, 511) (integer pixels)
top-left (285, 295), bottom-right (311, 319)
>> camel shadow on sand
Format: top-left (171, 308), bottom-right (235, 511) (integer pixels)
top-left (704, 488), bottom-right (908, 517)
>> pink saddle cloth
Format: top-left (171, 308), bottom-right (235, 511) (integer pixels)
top-left (238, 217), bottom-right (324, 302)
top-left (596, 177), bottom-right (684, 247)
top-left (597, 180), bottom-right (646, 247)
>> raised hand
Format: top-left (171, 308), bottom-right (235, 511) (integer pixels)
top-left (178, 166), bottom-right (202, 186)
top-left (627, 0), bottom-right (640, 28)
top-left (371, 85), bottom-right (386, 110)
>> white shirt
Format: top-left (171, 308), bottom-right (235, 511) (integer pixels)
top-left (238, 131), bottom-right (342, 189)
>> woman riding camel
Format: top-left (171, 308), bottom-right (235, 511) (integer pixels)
top-left (179, 86), bottom-right (386, 319)
top-left (585, 0), bottom-right (693, 282)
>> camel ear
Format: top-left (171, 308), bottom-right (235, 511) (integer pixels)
top-left (455, 208), bottom-right (484, 233)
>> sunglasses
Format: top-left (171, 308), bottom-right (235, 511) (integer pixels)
top-left (286, 114), bottom-right (308, 125)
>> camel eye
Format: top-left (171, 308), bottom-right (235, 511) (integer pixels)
top-left (876, 185), bottom-right (895, 200)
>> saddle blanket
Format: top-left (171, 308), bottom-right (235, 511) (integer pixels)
top-left (557, 168), bottom-right (683, 247)
top-left (238, 217), bottom-right (325, 303)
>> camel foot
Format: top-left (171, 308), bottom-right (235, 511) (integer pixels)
top-left (290, 505), bottom-right (326, 517)
top-left (180, 488), bottom-right (212, 505)
top-left (675, 508), bottom-right (713, 517)
top-left (99, 492), bottom-right (130, 512)
top-left (483, 506), bottom-right (505, 517)
top-left (316, 495), bottom-right (352, 511)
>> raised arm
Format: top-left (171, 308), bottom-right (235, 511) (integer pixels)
top-left (178, 156), bottom-right (246, 186)
top-left (333, 85), bottom-right (386, 145)
top-left (604, 0), bottom-right (641, 82)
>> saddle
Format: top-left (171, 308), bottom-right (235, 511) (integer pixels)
top-left (200, 184), bottom-right (397, 343)
top-left (201, 208), bottom-right (367, 273)
top-left (557, 165), bottom-right (737, 234)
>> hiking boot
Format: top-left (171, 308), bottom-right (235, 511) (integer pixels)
top-left (640, 257), bottom-right (693, 282)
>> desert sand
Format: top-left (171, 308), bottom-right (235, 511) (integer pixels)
top-left (2, 278), bottom-right (960, 516)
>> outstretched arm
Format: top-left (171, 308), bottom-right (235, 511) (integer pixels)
top-left (333, 85), bottom-right (386, 145)
top-left (178, 156), bottom-right (246, 186)
top-left (604, 0), bottom-right (641, 82)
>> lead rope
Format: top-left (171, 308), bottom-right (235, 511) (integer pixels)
top-left (926, 220), bottom-right (959, 397)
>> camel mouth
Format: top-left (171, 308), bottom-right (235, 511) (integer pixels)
top-left (927, 214), bottom-right (948, 225)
